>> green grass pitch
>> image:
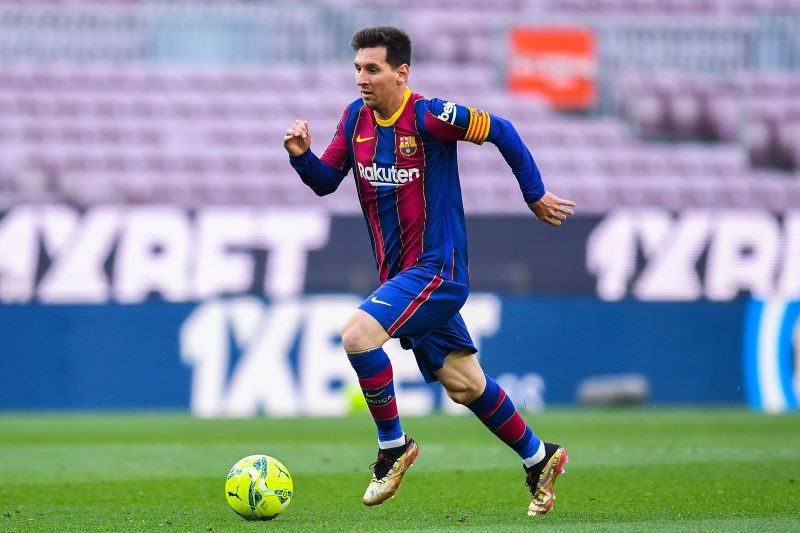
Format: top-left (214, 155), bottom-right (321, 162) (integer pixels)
top-left (2, 409), bottom-right (798, 532)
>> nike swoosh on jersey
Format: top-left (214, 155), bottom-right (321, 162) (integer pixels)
top-left (370, 297), bottom-right (391, 306)
top-left (356, 135), bottom-right (375, 143)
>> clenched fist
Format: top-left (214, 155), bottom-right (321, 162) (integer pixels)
top-left (283, 119), bottom-right (312, 157)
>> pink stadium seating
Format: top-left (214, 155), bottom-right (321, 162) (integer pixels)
top-left (1, 62), bottom-right (799, 211)
top-left (1, 0), bottom-right (799, 211)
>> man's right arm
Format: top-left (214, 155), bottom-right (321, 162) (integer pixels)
top-left (284, 111), bottom-right (351, 196)
top-left (289, 149), bottom-right (348, 197)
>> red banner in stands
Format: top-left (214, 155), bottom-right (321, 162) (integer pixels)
top-left (507, 27), bottom-right (596, 110)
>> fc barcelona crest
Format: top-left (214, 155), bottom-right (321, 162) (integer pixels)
top-left (398, 135), bottom-right (418, 157)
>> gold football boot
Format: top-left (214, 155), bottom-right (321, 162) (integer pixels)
top-left (362, 436), bottom-right (419, 506)
top-left (525, 442), bottom-right (568, 516)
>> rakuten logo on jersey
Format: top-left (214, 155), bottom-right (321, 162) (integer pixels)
top-left (357, 162), bottom-right (420, 187)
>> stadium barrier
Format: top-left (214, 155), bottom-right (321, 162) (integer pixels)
top-left (0, 294), bottom-right (752, 413)
top-left (0, 205), bottom-right (797, 303)
top-left (2, 205), bottom-right (797, 413)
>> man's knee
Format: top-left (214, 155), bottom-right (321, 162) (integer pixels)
top-left (340, 322), bottom-right (371, 353)
top-left (341, 310), bottom-right (389, 353)
top-left (444, 380), bottom-right (483, 405)
top-left (436, 352), bottom-right (486, 405)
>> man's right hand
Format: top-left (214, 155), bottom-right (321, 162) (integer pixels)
top-left (283, 119), bottom-right (312, 157)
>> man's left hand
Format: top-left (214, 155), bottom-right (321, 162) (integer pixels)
top-left (528, 191), bottom-right (576, 227)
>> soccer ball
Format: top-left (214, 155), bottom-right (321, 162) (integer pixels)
top-left (225, 455), bottom-right (293, 520)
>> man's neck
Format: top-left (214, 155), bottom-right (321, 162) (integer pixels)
top-left (375, 87), bottom-right (408, 121)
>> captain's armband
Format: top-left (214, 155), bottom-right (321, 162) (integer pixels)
top-left (463, 108), bottom-right (491, 144)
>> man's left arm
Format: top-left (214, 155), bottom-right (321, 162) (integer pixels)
top-left (486, 114), bottom-right (575, 226)
top-left (423, 99), bottom-right (575, 226)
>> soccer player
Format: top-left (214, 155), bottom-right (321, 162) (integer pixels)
top-left (283, 26), bottom-right (575, 516)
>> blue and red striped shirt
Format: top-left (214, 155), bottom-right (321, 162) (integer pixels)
top-left (289, 87), bottom-right (545, 285)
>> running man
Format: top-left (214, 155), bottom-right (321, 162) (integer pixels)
top-left (284, 26), bottom-right (574, 516)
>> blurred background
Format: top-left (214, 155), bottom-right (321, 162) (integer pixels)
top-left (0, 0), bottom-right (798, 415)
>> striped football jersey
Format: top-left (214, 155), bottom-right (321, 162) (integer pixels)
top-left (290, 87), bottom-right (545, 284)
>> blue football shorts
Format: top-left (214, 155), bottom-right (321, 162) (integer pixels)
top-left (358, 266), bottom-right (477, 383)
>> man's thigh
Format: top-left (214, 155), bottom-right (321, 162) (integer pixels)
top-left (358, 268), bottom-right (469, 340)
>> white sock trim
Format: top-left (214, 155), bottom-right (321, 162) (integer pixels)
top-left (378, 435), bottom-right (406, 449)
top-left (522, 440), bottom-right (546, 468)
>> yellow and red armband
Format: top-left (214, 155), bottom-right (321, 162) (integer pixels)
top-left (463, 108), bottom-right (491, 144)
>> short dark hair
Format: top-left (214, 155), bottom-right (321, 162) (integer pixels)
top-left (350, 26), bottom-right (411, 68)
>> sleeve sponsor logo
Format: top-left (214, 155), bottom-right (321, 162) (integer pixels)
top-left (436, 101), bottom-right (457, 125)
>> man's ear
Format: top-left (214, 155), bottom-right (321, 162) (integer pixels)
top-left (396, 64), bottom-right (409, 84)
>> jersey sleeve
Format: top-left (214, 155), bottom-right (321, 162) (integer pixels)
top-left (288, 107), bottom-right (351, 196)
top-left (320, 108), bottom-right (352, 173)
top-left (422, 98), bottom-right (544, 203)
top-left (422, 98), bottom-right (491, 145)
top-left (487, 114), bottom-right (545, 203)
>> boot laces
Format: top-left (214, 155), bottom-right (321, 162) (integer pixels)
top-left (369, 451), bottom-right (395, 482)
top-left (525, 467), bottom-right (542, 495)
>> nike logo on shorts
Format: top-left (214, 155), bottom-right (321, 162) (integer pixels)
top-left (371, 297), bottom-right (391, 306)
